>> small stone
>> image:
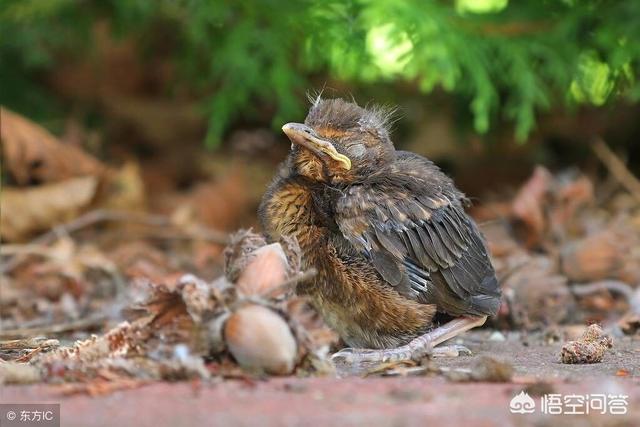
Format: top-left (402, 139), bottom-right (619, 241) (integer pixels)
top-left (488, 331), bottom-right (506, 342)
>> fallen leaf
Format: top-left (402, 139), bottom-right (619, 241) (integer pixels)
top-left (615, 368), bottom-right (630, 377)
top-left (502, 255), bottom-right (574, 328)
top-left (55, 376), bottom-right (149, 397)
top-left (549, 173), bottom-right (594, 236)
top-left (0, 362), bottom-right (43, 384)
top-left (445, 356), bottom-right (514, 383)
top-left (618, 313), bottom-right (640, 335)
top-left (0, 176), bottom-right (98, 241)
top-left (1, 107), bottom-right (105, 185)
top-left (38, 321), bottom-right (137, 364)
top-left (99, 161), bottom-right (146, 211)
top-left (511, 166), bottom-right (553, 247)
top-left (561, 230), bottom-right (626, 282)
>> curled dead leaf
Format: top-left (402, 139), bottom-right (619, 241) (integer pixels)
top-left (0, 176), bottom-right (98, 241)
top-left (561, 230), bottom-right (625, 282)
top-left (0, 362), bottom-right (43, 384)
top-left (177, 274), bottom-right (215, 323)
top-left (1, 107), bottom-right (105, 185)
top-left (502, 255), bottom-right (574, 328)
top-left (99, 161), bottom-right (146, 211)
top-left (511, 166), bottom-right (552, 247)
top-left (224, 229), bottom-right (268, 282)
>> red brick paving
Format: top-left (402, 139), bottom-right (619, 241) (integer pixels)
top-left (2, 377), bottom-right (639, 427)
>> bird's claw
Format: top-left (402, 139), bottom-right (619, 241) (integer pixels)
top-left (330, 347), bottom-right (390, 376)
top-left (330, 347), bottom-right (381, 365)
top-left (331, 343), bottom-right (473, 375)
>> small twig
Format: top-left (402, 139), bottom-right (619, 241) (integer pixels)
top-left (0, 245), bottom-right (54, 257)
top-left (32, 209), bottom-right (229, 246)
top-left (592, 137), bottom-right (640, 201)
top-left (0, 337), bottom-right (58, 350)
top-left (1, 209), bottom-right (229, 274)
top-left (0, 316), bottom-right (107, 339)
top-left (571, 280), bottom-right (640, 314)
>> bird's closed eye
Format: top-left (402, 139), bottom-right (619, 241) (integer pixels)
top-left (347, 143), bottom-right (366, 158)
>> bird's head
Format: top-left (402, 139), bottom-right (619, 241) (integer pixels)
top-left (283, 97), bottom-right (396, 184)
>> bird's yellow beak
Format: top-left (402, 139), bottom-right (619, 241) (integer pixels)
top-left (282, 123), bottom-right (351, 170)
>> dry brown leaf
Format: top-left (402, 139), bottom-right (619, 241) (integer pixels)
top-left (1, 107), bottom-right (105, 185)
top-left (561, 229), bottom-right (626, 282)
top-left (503, 255), bottom-right (574, 328)
top-left (550, 174), bottom-right (594, 235)
top-left (618, 313), bottom-right (640, 335)
top-left (38, 321), bottom-right (137, 364)
top-left (110, 242), bottom-right (174, 282)
top-left (0, 361), bottom-right (43, 384)
top-left (98, 161), bottom-right (146, 211)
top-left (445, 356), bottom-right (514, 383)
top-left (177, 274), bottom-right (216, 323)
top-left (224, 230), bottom-right (268, 282)
top-left (511, 166), bottom-right (553, 247)
top-left (55, 376), bottom-right (149, 397)
top-left (164, 165), bottom-right (253, 234)
top-left (0, 176), bottom-right (98, 241)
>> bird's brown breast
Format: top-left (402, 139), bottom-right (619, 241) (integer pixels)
top-left (259, 176), bottom-right (436, 348)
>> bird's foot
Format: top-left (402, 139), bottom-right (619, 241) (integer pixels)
top-left (330, 345), bottom-right (419, 376)
top-left (330, 316), bottom-right (486, 376)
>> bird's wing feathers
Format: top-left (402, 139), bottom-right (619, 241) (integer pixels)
top-left (335, 153), bottom-right (500, 316)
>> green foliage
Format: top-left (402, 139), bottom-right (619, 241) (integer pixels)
top-left (1, 0), bottom-right (639, 145)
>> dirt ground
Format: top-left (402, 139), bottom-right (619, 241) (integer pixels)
top-left (2, 330), bottom-right (638, 427)
top-left (432, 330), bottom-right (640, 380)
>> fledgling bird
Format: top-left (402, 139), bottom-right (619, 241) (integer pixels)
top-left (259, 97), bottom-right (501, 373)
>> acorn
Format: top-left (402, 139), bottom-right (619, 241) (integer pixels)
top-left (224, 304), bottom-right (297, 375)
top-left (235, 243), bottom-right (289, 296)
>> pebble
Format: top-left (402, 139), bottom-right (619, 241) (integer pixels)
top-left (489, 331), bottom-right (506, 342)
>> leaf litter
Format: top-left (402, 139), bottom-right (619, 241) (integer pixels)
top-left (1, 111), bottom-right (639, 390)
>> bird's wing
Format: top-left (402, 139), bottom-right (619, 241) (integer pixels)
top-left (335, 152), bottom-right (501, 316)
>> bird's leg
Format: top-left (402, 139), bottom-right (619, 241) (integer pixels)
top-left (331, 316), bottom-right (487, 375)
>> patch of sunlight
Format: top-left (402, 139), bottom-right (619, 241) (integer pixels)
top-left (570, 52), bottom-right (614, 106)
top-left (456, 0), bottom-right (508, 14)
top-left (366, 24), bottom-right (413, 77)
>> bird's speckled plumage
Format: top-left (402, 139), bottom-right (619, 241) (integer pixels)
top-left (259, 98), bottom-right (501, 349)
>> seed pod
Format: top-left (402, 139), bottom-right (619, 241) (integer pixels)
top-left (236, 243), bottom-right (289, 296)
top-left (224, 304), bottom-right (297, 375)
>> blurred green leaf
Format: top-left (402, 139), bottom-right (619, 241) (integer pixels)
top-left (1, 0), bottom-right (639, 145)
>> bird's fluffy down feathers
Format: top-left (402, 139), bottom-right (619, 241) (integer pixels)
top-left (305, 97), bottom-right (396, 140)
